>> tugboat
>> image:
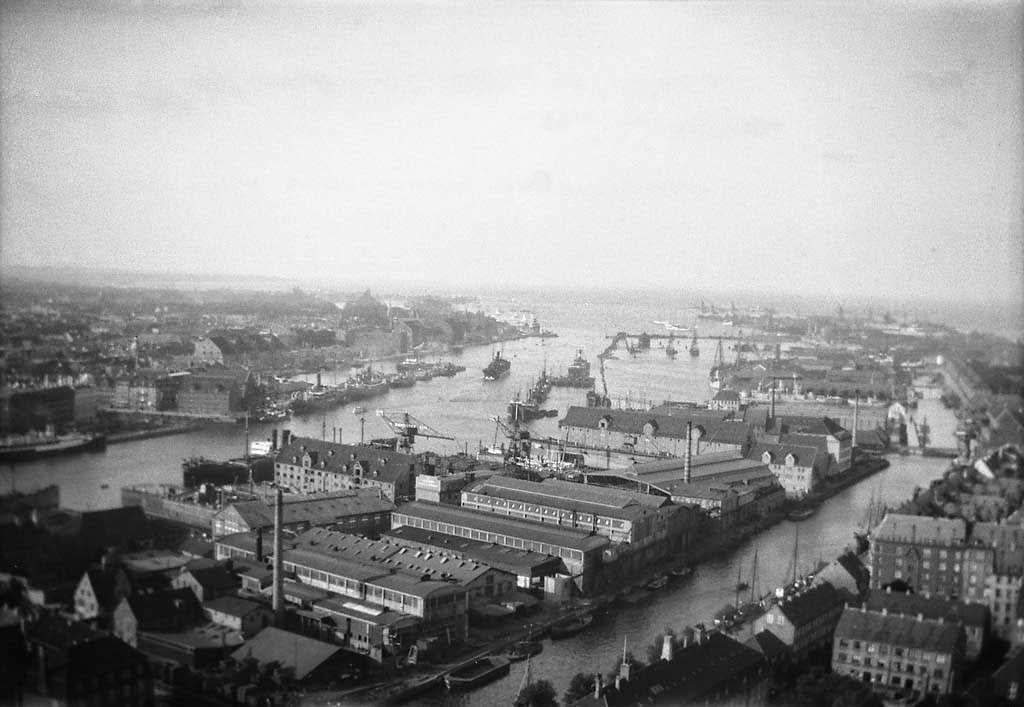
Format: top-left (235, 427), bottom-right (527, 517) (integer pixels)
top-left (550, 350), bottom-right (595, 388)
top-left (444, 656), bottom-right (510, 690)
top-left (506, 640), bottom-right (543, 662)
top-left (482, 351), bottom-right (511, 380)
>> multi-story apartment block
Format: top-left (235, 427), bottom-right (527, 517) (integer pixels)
top-left (832, 607), bottom-right (965, 701)
top-left (274, 437), bottom-right (421, 501)
top-left (869, 514), bottom-right (968, 597)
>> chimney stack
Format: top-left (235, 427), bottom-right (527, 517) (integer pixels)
top-left (255, 527), bottom-right (264, 562)
top-left (271, 428), bottom-right (278, 451)
top-left (661, 633), bottom-right (674, 662)
top-left (272, 488), bottom-right (285, 624)
top-left (684, 421), bottom-right (693, 484)
top-left (853, 392), bottom-right (860, 448)
top-left (770, 381), bottom-right (776, 422)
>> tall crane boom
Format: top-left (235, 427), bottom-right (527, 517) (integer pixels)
top-left (376, 410), bottom-right (454, 453)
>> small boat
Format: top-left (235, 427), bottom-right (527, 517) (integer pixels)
top-left (381, 674), bottom-right (442, 704)
top-left (444, 656), bottom-right (510, 690)
top-left (549, 613), bottom-right (594, 639)
top-left (787, 506), bottom-right (817, 522)
top-left (352, 406), bottom-right (367, 414)
top-left (645, 575), bottom-right (669, 591)
top-left (506, 640), bottom-right (543, 662)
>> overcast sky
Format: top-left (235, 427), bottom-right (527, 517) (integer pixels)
top-left (1, 1), bottom-right (1021, 306)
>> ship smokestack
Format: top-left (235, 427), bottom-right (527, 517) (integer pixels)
top-left (272, 488), bottom-right (284, 624)
top-left (853, 391), bottom-right (860, 448)
top-left (684, 421), bottom-right (693, 484)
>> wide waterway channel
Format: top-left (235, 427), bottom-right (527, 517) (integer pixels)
top-left (0, 296), bottom-right (959, 705)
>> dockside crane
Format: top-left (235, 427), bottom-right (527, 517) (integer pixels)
top-left (375, 410), bottom-right (454, 453)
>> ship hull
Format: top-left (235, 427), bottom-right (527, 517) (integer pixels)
top-left (0, 434), bottom-right (106, 463)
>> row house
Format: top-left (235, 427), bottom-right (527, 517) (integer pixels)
top-left (748, 442), bottom-right (827, 499)
top-left (832, 606), bottom-right (965, 701)
top-left (274, 437), bottom-right (421, 501)
top-left (751, 582), bottom-right (847, 660)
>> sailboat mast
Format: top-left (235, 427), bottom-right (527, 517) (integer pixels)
top-left (750, 548), bottom-right (758, 604)
top-left (792, 525), bottom-right (799, 585)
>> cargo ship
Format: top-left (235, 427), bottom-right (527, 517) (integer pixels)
top-left (550, 350), bottom-right (595, 388)
top-left (482, 351), bottom-right (511, 380)
top-left (0, 431), bottom-right (106, 463)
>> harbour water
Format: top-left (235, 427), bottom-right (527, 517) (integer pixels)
top-left (0, 290), bottom-right (957, 704)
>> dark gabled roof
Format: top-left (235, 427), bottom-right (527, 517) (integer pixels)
top-left (835, 607), bottom-right (963, 654)
top-left (24, 614), bottom-right (98, 650)
top-left (769, 415), bottom-right (851, 440)
top-left (222, 490), bottom-right (395, 530)
top-left (864, 590), bottom-right (988, 628)
top-left (230, 627), bottom-right (340, 680)
top-left (746, 630), bottom-right (789, 660)
top-left (873, 513), bottom-right (967, 546)
top-left (989, 645), bottom-right (1024, 700)
top-left (183, 565), bottom-right (241, 592)
top-left (776, 582), bottom-right (845, 627)
top-left (747, 442), bottom-right (824, 469)
top-left (83, 567), bottom-right (123, 608)
top-left (125, 588), bottom-right (201, 626)
top-left (583, 631), bottom-right (765, 706)
top-left (274, 437), bottom-right (419, 486)
top-left (204, 596), bottom-right (267, 618)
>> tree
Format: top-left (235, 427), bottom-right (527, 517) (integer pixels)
top-left (515, 679), bottom-right (559, 707)
top-left (564, 673), bottom-right (595, 704)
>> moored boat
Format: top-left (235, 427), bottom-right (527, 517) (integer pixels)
top-left (670, 566), bottom-right (694, 580)
top-left (645, 575), bottom-right (669, 591)
top-left (506, 640), bottom-right (543, 662)
top-left (444, 656), bottom-right (510, 690)
top-left (550, 613), bottom-right (594, 639)
top-left (0, 431), bottom-right (106, 463)
top-left (786, 502), bottom-right (819, 521)
top-left (482, 351), bottom-right (511, 380)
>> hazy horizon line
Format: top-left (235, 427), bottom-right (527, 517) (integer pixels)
top-left (3, 261), bottom-right (1021, 314)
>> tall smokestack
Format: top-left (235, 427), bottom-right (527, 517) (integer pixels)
top-left (684, 421), bottom-right (693, 484)
top-left (272, 488), bottom-right (284, 624)
top-left (271, 428), bottom-right (278, 451)
top-left (770, 381), bottom-right (776, 422)
top-left (853, 391), bottom-right (860, 448)
top-left (255, 527), bottom-right (264, 562)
